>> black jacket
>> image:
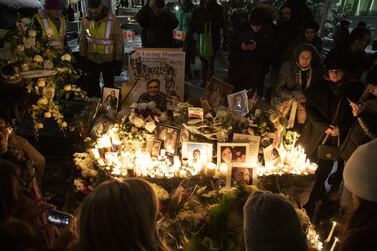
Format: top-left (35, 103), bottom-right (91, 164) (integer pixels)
top-left (228, 21), bottom-right (276, 93)
top-left (135, 6), bottom-right (178, 48)
top-left (299, 78), bottom-right (364, 158)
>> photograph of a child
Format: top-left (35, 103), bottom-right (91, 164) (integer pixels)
top-left (182, 142), bottom-right (213, 163)
top-left (217, 143), bottom-right (249, 166)
top-left (227, 90), bottom-right (249, 116)
top-left (228, 167), bottom-right (255, 186)
top-left (102, 87), bottom-right (121, 111)
top-left (202, 77), bottom-right (234, 108)
top-left (156, 125), bottom-right (180, 155)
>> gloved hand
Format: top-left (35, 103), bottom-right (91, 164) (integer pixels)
top-left (114, 61), bottom-right (122, 76)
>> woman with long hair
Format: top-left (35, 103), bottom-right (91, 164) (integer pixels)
top-left (340, 139), bottom-right (377, 250)
top-left (75, 179), bottom-right (169, 251)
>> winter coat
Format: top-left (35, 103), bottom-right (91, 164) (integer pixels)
top-left (191, 0), bottom-right (224, 52)
top-left (339, 216), bottom-right (377, 251)
top-left (135, 6), bottom-right (178, 48)
top-left (340, 98), bottom-right (377, 161)
top-left (298, 78), bottom-right (364, 158)
top-left (79, 7), bottom-right (123, 64)
top-left (228, 21), bottom-right (276, 93)
top-left (274, 43), bottom-right (322, 98)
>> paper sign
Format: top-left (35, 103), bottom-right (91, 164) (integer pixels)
top-left (173, 30), bottom-right (186, 41)
top-left (233, 133), bottom-right (261, 165)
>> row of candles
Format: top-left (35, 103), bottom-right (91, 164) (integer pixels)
top-left (259, 145), bottom-right (318, 176)
top-left (91, 133), bottom-right (229, 178)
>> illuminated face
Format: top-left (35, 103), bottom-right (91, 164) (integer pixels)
top-left (221, 147), bottom-right (233, 163)
top-left (298, 50), bottom-right (312, 68)
top-left (304, 28), bottom-right (316, 42)
top-left (328, 69), bottom-right (344, 83)
top-left (147, 81), bottom-right (160, 96)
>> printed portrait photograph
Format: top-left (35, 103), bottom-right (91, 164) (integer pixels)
top-left (147, 140), bottom-right (162, 157)
top-left (263, 144), bottom-right (281, 166)
top-left (217, 143), bottom-right (249, 166)
top-left (227, 90), bottom-right (249, 116)
top-left (202, 77), bottom-right (234, 108)
top-left (102, 87), bottom-right (121, 111)
top-left (182, 142), bottom-right (213, 163)
top-left (228, 166), bottom-right (256, 186)
top-left (155, 124), bottom-right (180, 155)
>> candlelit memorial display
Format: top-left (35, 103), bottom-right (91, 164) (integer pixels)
top-left (0, 17), bottom-right (87, 134)
top-left (69, 93), bottom-right (329, 250)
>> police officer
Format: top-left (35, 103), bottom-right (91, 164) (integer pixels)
top-left (34, 0), bottom-right (66, 49)
top-left (79, 0), bottom-right (124, 97)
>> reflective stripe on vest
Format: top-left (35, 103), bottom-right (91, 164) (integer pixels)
top-left (85, 13), bottom-right (114, 54)
top-left (38, 10), bottom-right (64, 48)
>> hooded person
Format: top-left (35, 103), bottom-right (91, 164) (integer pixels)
top-left (34, 0), bottom-right (66, 49)
top-left (243, 190), bottom-right (308, 251)
top-left (339, 139), bottom-right (377, 251)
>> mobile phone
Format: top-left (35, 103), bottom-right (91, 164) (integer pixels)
top-left (47, 210), bottom-right (72, 227)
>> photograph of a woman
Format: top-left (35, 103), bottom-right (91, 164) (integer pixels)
top-left (217, 143), bottom-right (249, 166)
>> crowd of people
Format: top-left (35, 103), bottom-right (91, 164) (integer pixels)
top-left (2, 0), bottom-right (377, 250)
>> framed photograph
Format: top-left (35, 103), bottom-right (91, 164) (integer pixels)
top-left (202, 77), bottom-right (234, 108)
top-left (233, 133), bottom-right (261, 165)
top-left (147, 140), bottom-right (162, 157)
top-left (102, 87), bottom-right (121, 111)
top-left (227, 166), bottom-right (257, 187)
top-left (217, 143), bottom-right (249, 166)
top-left (227, 90), bottom-right (249, 116)
top-left (263, 144), bottom-right (281, 166)
top-left (155, 124), bottom-right (180, 155)
top-left (182, 142), bottom-right (213, 163)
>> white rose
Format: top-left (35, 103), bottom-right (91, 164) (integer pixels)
top-left (21, 18), bottom-right (31, 25)
top-left (43, 60), bottom-right (53, 69)
top-left (61, 54), bottom-right (72, 62)
top-left (144, 121), bottom-right (156, 133)
top-left (37, 97), bottom-right (48, 105)
top-left (16, 45), bottom-right (25, 52)
top-left (44, 112), bottom-right (52, 118)
top-left (147, 101), bottom-right (156, 110)
top-left (132, 117), bottom-right (145, 128)
top-left (34, 55), bottom-right (43, 62)
top-left (37, 78), bottom-right (46, 87)
top-left (138, 103), bottom-right (148, 110)
top-left (36, 123), bottom-right (44, 129)
top-left (28, 30), bottom-right (37, 37)
top-left (61, 121), bottom-right (68, 128)
top-left (64, 84), bottom-right (72, 91)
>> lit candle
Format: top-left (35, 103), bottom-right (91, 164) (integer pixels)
top-left (90, 148), bottom-right (101, 159)
top-left (326, 221), bottom-right (337, 243)
top-left (219, 163), bottom-right (228, 177)
top-left (179, 169), bottom-right (187, 178)
top-left (329, 237), bottom-right (339, 251)
top-left (205, 163), bottom-right (216, 177)
top-left (160, 149), bottom-right (166, 156)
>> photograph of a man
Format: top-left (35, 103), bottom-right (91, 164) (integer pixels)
top-left (137, 79), bottom-right (167, 111)
top-left (105, 90), bottom-right (118, 110)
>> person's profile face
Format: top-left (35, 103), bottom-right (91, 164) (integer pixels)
top-left (221, 147), bottom-right (233, 163)
top-left (147, 81), bottom-right (160, 96)
top-left (298, 50), bottom-right (312, 68)
top-left (234, 168), bottom-right (250, 183)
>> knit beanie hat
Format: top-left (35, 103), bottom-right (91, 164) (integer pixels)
top-left (344, 139), bottom-right (377, 203)
top-left (44, 0), bottom-right (62, 10)
top-left (249, 7), bottom-right (270, 26)
top-left (243, 190), bottom-right (308, 251)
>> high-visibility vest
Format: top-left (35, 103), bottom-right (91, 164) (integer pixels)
top-left (34, 10), bottom-right (65, 48)
top-left (84, 13), bottom-right (114, 54)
